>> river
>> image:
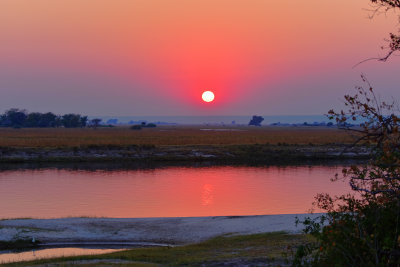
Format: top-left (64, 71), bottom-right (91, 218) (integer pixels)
top-left (0, 164), bottom-right (350, 218)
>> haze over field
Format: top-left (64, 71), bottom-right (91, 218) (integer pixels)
top-left (0, 0), bottom-right (399, 116)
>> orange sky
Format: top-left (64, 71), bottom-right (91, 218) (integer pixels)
top-left (0, 0), bottom-right (399, 116)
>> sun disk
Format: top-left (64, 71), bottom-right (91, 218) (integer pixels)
top-left (202, 91), bottom-right (215, 102)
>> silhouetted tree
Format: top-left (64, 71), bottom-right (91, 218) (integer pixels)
top-left (80, 116), bottom-right (88, 127)
top-left (294, 85), bottom-right (400, 266)
top-left (0, 114), bottom-right (5, 127)
top-left (248, 115), bottom-right (264, 126)
top-left (24, 112), bottom-right (42, 127)
top-left (0, 109), bottom-right (88, 128)
top-left (292, 2), bottom-right (400, 264)
top-left (40, 112), bottom-right (59, 127)
top-left (365, 1), bottom-right (400, 62)
top-left (61, 114), bottom-right (84, 128)
top-left (1, 109), bottom-right (27, 127)
top-left (90, 118), bottom-right (102, 129)
top-left (24, 112), bottom-right (58, 127)
top-left (54, 116), bottom-right (63, 127)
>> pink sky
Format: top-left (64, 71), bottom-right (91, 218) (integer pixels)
top-left (0, 0), bottom-right (399, 116)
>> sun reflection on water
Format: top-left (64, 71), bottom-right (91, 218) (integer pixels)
top-left (201, 184), bottom-right (214, 206)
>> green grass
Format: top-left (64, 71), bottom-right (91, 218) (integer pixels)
top-left (4, 232), bottom-right (312, 266)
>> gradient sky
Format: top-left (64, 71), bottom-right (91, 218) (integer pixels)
top-left (0, 0), bottom-right (399, 116)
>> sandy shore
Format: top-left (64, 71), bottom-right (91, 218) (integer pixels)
top-left (0, 214), bottom-right (321, 246)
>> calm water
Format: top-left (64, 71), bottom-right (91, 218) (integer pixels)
top-left (0, 165), bottom-right (350, 218)
top-left (0, 248), bottom-right (125, 264)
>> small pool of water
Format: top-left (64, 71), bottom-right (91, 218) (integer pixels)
top-left (0, 247), bottom-right (125, 264)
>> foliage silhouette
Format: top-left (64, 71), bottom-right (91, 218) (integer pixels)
top-left (293, 2), bottom-right (400, 264)
top-left (249, 115), bottom-right (264, 126)
top-left (90, 118), bottom-right (102, 129)
top-left (0, 109), bottom-right (88, 128)
top-left (292, 83), bottom-right (400, 266)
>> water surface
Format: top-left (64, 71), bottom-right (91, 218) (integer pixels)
top-left (0, 248), bottom-right (124, 264)
top-left (0, 165), bottom-right (350, 218)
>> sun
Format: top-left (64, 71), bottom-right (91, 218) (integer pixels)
top-left (202, 91), bottom-right (215, 102)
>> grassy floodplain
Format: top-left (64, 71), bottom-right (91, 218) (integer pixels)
top-left (0, 125), bottom-right (365, 163)
top-left (0, 125), bottom-right (354, 148)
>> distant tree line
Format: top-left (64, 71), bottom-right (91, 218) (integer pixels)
top-left (0, 108), bottom-right (88, 128)
top-left (130, 122), bottom-right (157, 130)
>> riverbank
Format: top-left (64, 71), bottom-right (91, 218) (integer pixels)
top-left (0, 214), bottom-right (320, 246)
top-left (0, 126), bottom-right (368, 163)
top-left (0, 143), bottom-right (369, 163)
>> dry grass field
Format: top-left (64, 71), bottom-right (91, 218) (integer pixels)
top-left (0, 126), bottom-right (356, 148)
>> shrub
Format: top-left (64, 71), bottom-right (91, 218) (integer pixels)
top-left (293, 84), bottom-right (400, 266)
top-left (130, 125), bottom-right (142, 130)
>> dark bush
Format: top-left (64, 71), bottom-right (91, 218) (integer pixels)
top-left (293, 85), bottom-right (400, 266)
top-left (248, 115), bottom-right (264, 126)
top-left (130, 125), bottom-right (142, 130)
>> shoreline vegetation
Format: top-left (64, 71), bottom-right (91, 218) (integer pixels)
top-left (0, 126), bottom-right (368, 163)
